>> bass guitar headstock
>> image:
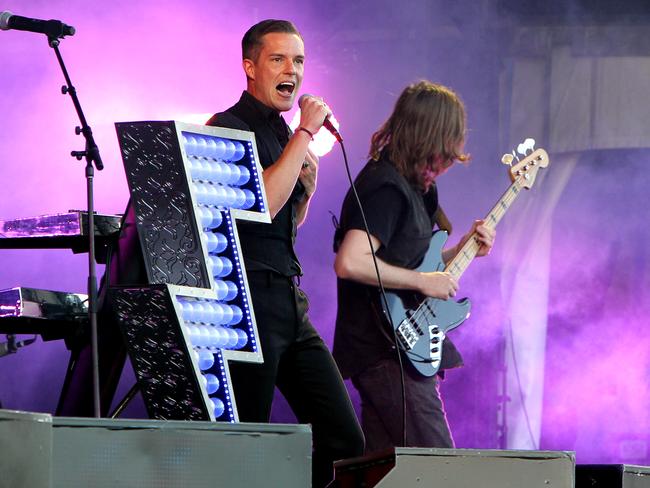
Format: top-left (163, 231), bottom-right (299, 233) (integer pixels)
top-left (501, 138), bottom-right (550, 189)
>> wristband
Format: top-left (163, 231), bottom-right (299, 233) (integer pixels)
top-left (297, 127), bottom-right (314, 140)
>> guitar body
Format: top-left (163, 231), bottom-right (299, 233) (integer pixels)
top-left (382, 145), bottom-right (548, 377)
top-left (385, 231), bottom-right (471, 377)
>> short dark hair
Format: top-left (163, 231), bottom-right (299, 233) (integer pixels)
top-left (242, 19), bottom-right (302, 62)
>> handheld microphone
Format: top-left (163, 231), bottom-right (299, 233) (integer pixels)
top-left (0, 11), bottom-right (75, 39)
top-left (298, 94), bottom-right (343, 143)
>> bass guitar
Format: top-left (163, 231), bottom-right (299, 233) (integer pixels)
top-left (387, 140), bottom-right (549, 376)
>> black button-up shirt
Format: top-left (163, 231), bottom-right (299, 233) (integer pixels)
top-left (333, 154), bottom-right (463, 378)
top-left (207, 91), bottom-right (305, 276)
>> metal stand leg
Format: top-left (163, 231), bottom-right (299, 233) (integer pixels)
top-left (109, 383), bottom-right (139, 419)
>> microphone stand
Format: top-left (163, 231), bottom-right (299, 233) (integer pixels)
top-left (48, 34), bottom-right (104, 418)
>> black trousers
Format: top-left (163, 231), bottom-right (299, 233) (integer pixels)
top-left (352, 357), bottom-right (454, 452)
top-left (229, 271), bottom-right (364, 487)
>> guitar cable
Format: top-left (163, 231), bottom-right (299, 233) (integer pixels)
top-left (337, 140), bottom-right (409, 447)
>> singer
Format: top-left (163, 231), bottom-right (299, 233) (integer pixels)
top-left (206, 19), bottom-right (363, 488)
top-left (332, 81), bottom-right (496, 452)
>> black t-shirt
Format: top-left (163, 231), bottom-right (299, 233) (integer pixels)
top-left (206, 91), bottom-right (305, 276)
top-left (332, 154), bottom-right (463, 378)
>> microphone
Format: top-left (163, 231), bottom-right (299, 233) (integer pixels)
top-left (0, 11), bottom-right (75, 39)
top-left (298, 94), bottom-right (343, 143)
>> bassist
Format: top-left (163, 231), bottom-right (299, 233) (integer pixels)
top-left (333, 81), bottom-right (495, 451)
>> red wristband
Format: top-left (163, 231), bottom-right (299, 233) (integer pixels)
top-left (297, 127), bottom-right (314, 140)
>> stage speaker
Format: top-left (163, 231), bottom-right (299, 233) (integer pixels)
top-left (1, 409), bottom-right (311, 488)
top-left (576, 464), bottom-right (650, 487)
top-left (0, 409), bottom-right (52, 488)
top-left (334, 447), bottom-right (575, 488)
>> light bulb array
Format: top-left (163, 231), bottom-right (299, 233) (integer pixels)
top-left (115, 120), bottom-right (270, 423)
top-left (175, 130), bottom-right (266, 420)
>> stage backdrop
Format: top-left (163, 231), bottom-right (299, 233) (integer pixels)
top-left (0, 0), bottom-right (648, 466)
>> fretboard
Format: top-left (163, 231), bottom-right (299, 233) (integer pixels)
top-left (445, 179), bottom-right (524, 280)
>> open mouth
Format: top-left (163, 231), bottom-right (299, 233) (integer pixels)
top-left (276, 81), bottom-right (295, 96)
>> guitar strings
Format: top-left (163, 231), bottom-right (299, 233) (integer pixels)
top-left (403, 180), bottom-right (524, 364)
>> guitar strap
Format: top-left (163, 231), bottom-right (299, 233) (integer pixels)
top-left (434, 205), bottom-right (453, 234)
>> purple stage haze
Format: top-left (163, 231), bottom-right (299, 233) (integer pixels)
top-left (1, 0), bottom-right (649, 466)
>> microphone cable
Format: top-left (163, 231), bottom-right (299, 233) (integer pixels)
top-left (336, 139), bottom-right (409, 447)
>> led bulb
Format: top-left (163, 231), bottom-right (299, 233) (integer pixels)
top-left (224, 281), bottom-right (238, 301)
top-left (218, 163), bottom-right (232, 185)
top-left (232, 141), bottom-right (246, 162)
top-left (229, 305), bottom-right (243, 326)
top-left (233, 188), bottom-right (247, 209)
top-left (198, 350), bottom-right (215, 370)
top-left (184, 134), bottom-right (198, 157)
top-left (223, 186), bottom-right (237, 208)
top-left (222, 304), bottom-right (234, 325)
top-left (223, 140), bottom-right (236, 161)
top-left (213, 139), bottom-right (227, 160)
top-left (235, 328), bottom-right (248, 349)
top-left (225, 328), bottom-right (238, 349)
top-left (205, 232), bottom-right (218, 253)
top-left (214, 280), bottom-right (228, 301)
top-left (215, 326), bottom-right (228, 348)
top-left (242, 189), bottom-right (256, 209)
top-left (209, 207), bottom-right (222, 228)
top-left (205, 138), bottom-right (218, 159)
top-left (236, 165), bottom-right (250, 186)
top-left (180, 300), bottom-right (195, 322)
top-left (198, 207), bottom-right (212, 228)
top-left (196, 137), bottom-right (208, 157)
top-left (205, 373), bottom-right (220, 394)
top-left (213, 232), bottom-right (228, 253)
top-left (211, 397), bottom-right (225, 418)
top-left (228, 164), bottom-right (241, 185)
top-left (210, 302), bottom-right (225, 324)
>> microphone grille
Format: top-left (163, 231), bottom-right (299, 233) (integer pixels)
top-left (0, 11), bottom-right (13, 31)
top-left (298, 93), bottom-right (313, 108)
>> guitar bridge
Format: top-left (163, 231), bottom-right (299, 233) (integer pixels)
top-left (396, 318), bottom-right (419, 350)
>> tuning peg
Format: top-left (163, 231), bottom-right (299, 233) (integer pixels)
top-left (517, 138), bottom-right (536, 156)
top-left (501, 153), bottom-right (514, 166)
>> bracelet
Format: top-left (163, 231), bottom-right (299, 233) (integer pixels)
top-left (297, 127), bottom-right (314, 140)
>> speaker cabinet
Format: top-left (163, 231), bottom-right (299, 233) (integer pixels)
top-left (1, 409), bottom-right (311, 488)
top-left (334, 447), bottom-right (575, 488)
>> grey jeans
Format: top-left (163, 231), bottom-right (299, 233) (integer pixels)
top-left (351, 356), bottom-right (454, 452)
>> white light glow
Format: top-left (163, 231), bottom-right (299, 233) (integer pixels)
top-left (289, 111), bottom-right (339, 157)
top-left (177, 113), bottom-right (214, 125)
